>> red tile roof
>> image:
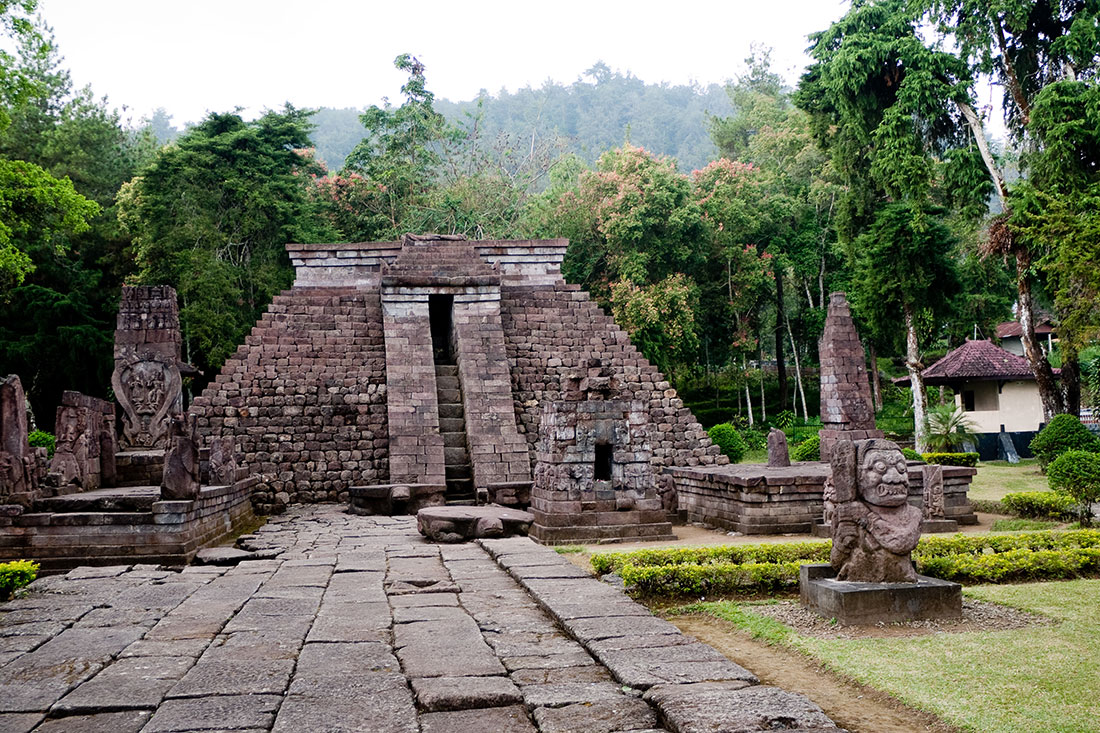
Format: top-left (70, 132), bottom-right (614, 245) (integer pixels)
top-left (917, 339), bottom-right (1055, 384)
top-left (995, 319), bottom-right (1055, 339)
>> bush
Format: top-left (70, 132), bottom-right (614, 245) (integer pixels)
top-left (1002, 491), bottom-right (1077, 520)
top-left (0, 560), bottom-right (38, 600)
top-left (740, 428), bottom-right (767, 452)
top-left (1030, 414), bottom-right (1100, 469)
top-left (921, 452), bottom-right (979, 467)
top-left (591, 541), bottom-right (831, 575)
top-left (970, 498), bottom-right (1005, 514)
top-left (1047, 450), bottom-right (1100, 525)
top-left (27, 430), bottom-right (55, 458)
top-left (791, 434), bottom-right (820, 462)
top-left (924, 404), bottom-right (979, 452)
top-left (708, 423), bottom-right (747, 463)
top-left (902, 448), bottom-right (924, 462)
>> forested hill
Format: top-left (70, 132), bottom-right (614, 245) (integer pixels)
top-left (309, 64), bottom-right (734, 173)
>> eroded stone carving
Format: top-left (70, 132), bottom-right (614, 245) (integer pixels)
top-left (161, 413), bottom-right (200, 500)
top-left (206, 437), bottom-right (238, 486)
top-left (0, 375), bottom-right (37, 503)
top-left (112, 286), bottom-right (185, 450)
top-left (48, 391), bottom-right (116, 492)
top-left (829, 438), bottom-right (922, 583)
top-left (922, 464), bottom-right (946, 520)
top-left (767, 428), bottom-right (791, 467)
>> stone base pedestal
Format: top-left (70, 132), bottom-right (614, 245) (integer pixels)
top-left (528, 508), bottom-right (675, 545)
top-left (920, 518), bottom-right (960, 533)
top-left (799, 563), bottom-right (962, 625)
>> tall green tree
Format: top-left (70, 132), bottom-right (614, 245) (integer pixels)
top-left (119, 107), bottom-right (335, 380)
top-left (917, 0), bottom-right (1100, 418)
top-left (796, 0), bottom-right (977, 450)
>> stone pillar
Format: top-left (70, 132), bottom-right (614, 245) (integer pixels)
top-left (817, 292), bottom-right (883, 461)
top-left (112, 286), bottom-right (184, 450)
top-left (0, 374), bottom-right (36, 505)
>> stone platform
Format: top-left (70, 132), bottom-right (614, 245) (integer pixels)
top-left (0, 506), bottom-right (844, 732)
top-left (417, 504), bottom-right (534, 542)
top-left (799, 563), bottom-right (962, 625)
top-left (0, 479), bottom-right (256, 573)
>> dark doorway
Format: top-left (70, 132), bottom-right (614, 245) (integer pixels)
top-left (594, 442), bottom-right (613, 481)
top-left (429, 294), bottom-right (454, 363)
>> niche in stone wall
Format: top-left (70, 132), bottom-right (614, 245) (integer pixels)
top-left (594, 441), bottom-right (613, 482)
top-left (428, 294), bottom-right (455, 363)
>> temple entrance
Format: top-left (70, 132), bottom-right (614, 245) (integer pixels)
top-left (429, 294), bottom-right (454, 364)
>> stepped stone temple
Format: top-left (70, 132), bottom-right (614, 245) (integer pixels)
top-left (191, 234), bottom-right (725, 543)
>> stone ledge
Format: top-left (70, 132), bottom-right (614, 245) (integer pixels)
top-left (799, 563), bottom-right (962, 625)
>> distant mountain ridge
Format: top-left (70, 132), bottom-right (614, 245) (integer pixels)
top-left (308, 65), bottom-right (734, 174)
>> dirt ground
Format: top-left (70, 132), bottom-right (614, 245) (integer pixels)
top-left (669, 614), bottom-right (963, 733)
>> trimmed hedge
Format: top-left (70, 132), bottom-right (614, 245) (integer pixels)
top-left (791, 435), bottom-right (821, 462)
top-left (1030, 414), bottom-right (1100, 469)
top-left (902, 448), bottom-right (924, 462)
top-left (1047, 450), bottom-right (1100, 524)
top-left (921, 452), bottom-right (979, 467)
top-left (708, 423), bottom-right (747, 463)
top-left (591, 541), bottom-right (831, 575)
top-left (1001, 491), bottom-right (1077, 520)
top-left (593, 530), bottom-right (1100, 597)
top-left (0, 560), bottom-right (38, 600)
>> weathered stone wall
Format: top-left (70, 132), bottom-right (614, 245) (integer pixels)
top-left (191, 287), bottom-right (388, 513)
top-left (500, 282), bottom-right (724, 472)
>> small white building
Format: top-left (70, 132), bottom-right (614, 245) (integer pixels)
top-left (995, 319), bottom-right (1056, 358)
top-left (900, 340), bottom-right (1056, 459)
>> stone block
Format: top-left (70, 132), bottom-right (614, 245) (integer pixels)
top-left (799, 563), bottom-right (962, 624)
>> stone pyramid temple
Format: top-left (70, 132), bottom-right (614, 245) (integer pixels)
top-left (190, 234), bottom-right (726, 542)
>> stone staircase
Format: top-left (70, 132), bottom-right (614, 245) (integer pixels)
top-left (435, 364), bottom-right (475, 504)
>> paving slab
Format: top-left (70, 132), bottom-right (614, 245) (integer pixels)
top-left (419, 704), bottom-right (537, 733)
top-left (411, 674), bottom-right (523, 711)
top-left (532, 698), bottom-right (660, 733)
top-left (143, 694), bottom-right (282, 732)
top-left (35, 710), bottom-right (152, 733)
top-left (643, 683), bottom-right (843, 732)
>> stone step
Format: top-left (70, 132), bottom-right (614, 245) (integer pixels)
top-left (439, 404), bottom-right (464, 420)
top-left (439, 417), bottom-right (465, 433)
top-left (437, 388), bottom-right (462, 404)
top-left (435, 375), bottom-right (460, 391)
top-left (446, 464), bottom-right (471, 480)
top-left (435, 364), bottom-right (459, 377)
top-left (443, 432), bottom-right (467, 449)
top-left (444, 446), bottom-right (470, 464)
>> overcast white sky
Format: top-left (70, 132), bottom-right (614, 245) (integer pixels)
top-left (40, 0), bottom-right (853, 127)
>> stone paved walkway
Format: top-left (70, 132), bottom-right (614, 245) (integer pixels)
top-left (0, 507), bottom-right (844, 732)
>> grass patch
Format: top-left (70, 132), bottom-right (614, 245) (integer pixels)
top-left (553, 545), bottom-right (586, 554)
top-left (971, 459), bottom-right (1047, 502)
top-left (740, 447), bottom-right (767, 464)
top-left (673, 600), bottom-right (794, 645)
top-left (685, 579), bottom-right (1100, 733)
top-left (991, 518), bottom-right (1062, 532)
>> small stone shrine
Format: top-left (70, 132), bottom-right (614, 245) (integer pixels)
top-left (800, 437), bottom-right (962, 624)
top-left (818, 292), bottom-right (883, 461)
top-left (528, 361), bottom-right (674, 543)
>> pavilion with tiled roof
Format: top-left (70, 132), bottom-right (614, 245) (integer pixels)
top-left (898, 339), bottom-right (1055, 459)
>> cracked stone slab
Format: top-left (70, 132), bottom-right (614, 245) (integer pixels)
top-left (563, 615), bottom-right (682, 643)
top-left (643, 683), bottom-right (843, 732)
top-left (275, 671), bottom-right (417, 733)
top-left (519, 680), bottom-right (635, 708)
top-left (51, 655), bottom-right (195, 714)
top-left (511, 665), bottom-right (614, 686)
top-left (532, 698), bottom-right (659, 733)
top-left (501, 649), bottom-right (598, 672)
top-left (35, 709), bottom-right (152, 733)
top-left (166, 658), bottom-right (295, 698)
top-left (143, 693), bottom-right (282, 732)
top-left (411, 675), bottom-right (523, 711)
top-left (419, 705), bottom-right (536, 733)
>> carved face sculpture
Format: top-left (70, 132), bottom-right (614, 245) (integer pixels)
top-left (858, 444), bottom-right (909, 507)
top-left (127, 362), bottom-right (167, 417)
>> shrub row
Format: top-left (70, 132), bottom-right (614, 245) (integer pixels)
top-left (921, 452), bottom-right (979, 467)
top-left (590, 541), bottom-right (831, 575)
top-left (1001, 491), bottom-right (1077, 520)
top-left (593, 530), bottom-right (1100, 597)
top-left (0, 560), bottom-right (38, 600)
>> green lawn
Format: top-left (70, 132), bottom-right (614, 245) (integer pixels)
top-left (970, 459), bottom-right (1048, 502)
top-left (689, 580), bottom-right (1100, 733)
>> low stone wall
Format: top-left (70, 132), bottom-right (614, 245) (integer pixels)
top-left (671, 461), bottom-right (978, 535)
top-left (668, 463), bottom-right (829, 534)
top-left (908, 464), bottom-right (979, 525)
top-left (0, 478), bottom-right (256, 573)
